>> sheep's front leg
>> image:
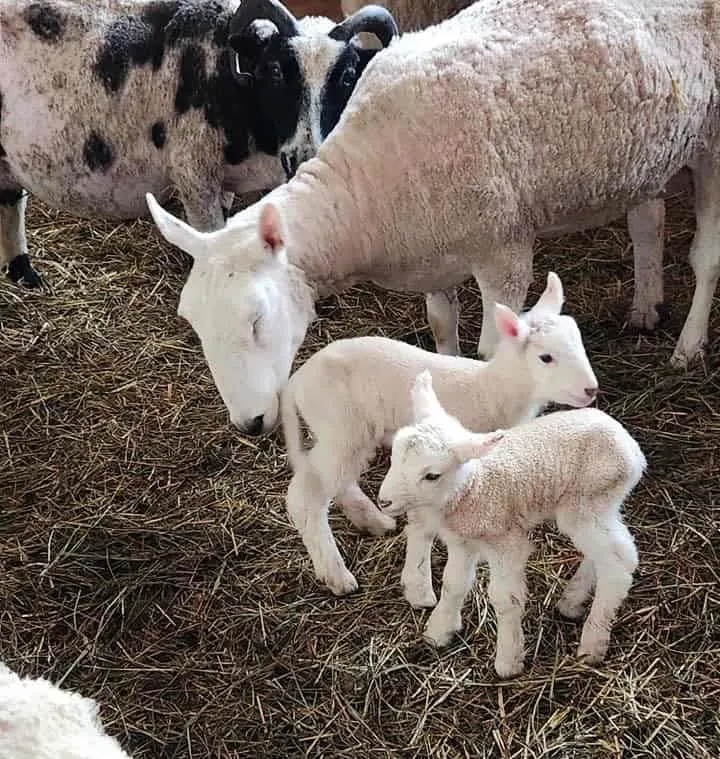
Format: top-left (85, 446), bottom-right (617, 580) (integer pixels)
top-left (425, 288), bottom-right (460, 355)
top-left (401, 512), bottom-right (438, 608)
top-left (0, 179), bottom-right (41, 288)
top-left (285, 446), bottom-right (358, 596)
top-left (473, 242), bottom-right (533, 358)
top-left (628, 199), bottom-right (665, 330)
top-left (170, 160), bottom-right (226, 232)
top-left (672, 160), bottom-right (720, 366)
top-left (423, 537), bottom-right (479, 647)
top-left (484, 535), bottom-right (532, 679)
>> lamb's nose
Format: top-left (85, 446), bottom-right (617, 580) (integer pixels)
top-left (585, 386), bottom-right (598, 399)
top-left (241, 414), bottom-right (265, 437)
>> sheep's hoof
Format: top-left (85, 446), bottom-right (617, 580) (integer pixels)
top-left (577, 633), bottom-right (609, 664)
top-left (556, 597), bottom-right (586, 621)
top-left (494, 656), bottom-right (525, 679)
top-left (7, 254), bottom-right (43, 289)
top-left (670, 341), bottom-right (705, 369)
top-left (323, 567), bottom-right (359, 596)
top-left (629, 303), bottom-right (662, 331)
top-left (403, 583), bottom-right (438, 609)
top-left (423, 613), bottom-right (460, 648)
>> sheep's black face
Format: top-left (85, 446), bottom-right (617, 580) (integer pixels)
top-left (319, 44), bottom-right (376, 141)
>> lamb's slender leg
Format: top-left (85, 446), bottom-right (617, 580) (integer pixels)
top-left (425, 288), bottom-right (460, 355)
top-left (285, 445), bottom-right (359, 596)
top-left (400, 511), bottom-right (438, 608)
top-left (473, 242), bottom-right (534, 358)
top-left (484, 535), bottom-right (532, 679)
top-left (567, 517), bottom-right (638, 663)
top-left (556, 557), bottom-right (596, 620)
top-left (336, 482), bottom-right (396, 537)
top-left (672, 159), bottom-right (720, 366)
top-left (423, 537), bottom-right (480, 647)
top-left (628, 199), bottom-right (665, 330)
top-left (0, 168), bottom-right (41, 287)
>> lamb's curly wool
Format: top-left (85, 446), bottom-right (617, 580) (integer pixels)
top-left (0, 664), bottom-right (131, 759)
top-left (341, 0), bottom-right (471, 31)
top-left (379, 373), bottom-right (645, 679)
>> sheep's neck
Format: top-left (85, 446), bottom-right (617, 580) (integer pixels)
top-left (277, 155), bottom-right (378, 297)
top-left (469, 345), bottom-right (543, 428)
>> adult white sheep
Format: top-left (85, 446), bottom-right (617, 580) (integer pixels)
top-left (0, 0), bottom-right (398, 285)
top-left (282, 272), bottom-right (598, 596)
top-left (146, 0), bottom-right (720, 438)
top-left (0, 663), bottom-right (131, 759)
top-left (378, 371), bottom-right (644, 678)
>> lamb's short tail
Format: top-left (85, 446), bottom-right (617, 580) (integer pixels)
top-left (280, 381), bottom-right (306, 472)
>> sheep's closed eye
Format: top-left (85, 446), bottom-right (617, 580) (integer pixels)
top-left (252, 315), bottom-right (262, 339)
top-left (424, 472), bottom-right (441, 481)
top-left (539, 353), bottom-right (553, 364)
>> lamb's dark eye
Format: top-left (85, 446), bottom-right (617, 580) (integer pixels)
top-left (252, 315), bottom-right (261, 338)
top-left (424, 472), bottom-right (441, 481)
top-left (539, 353), bottom-right (553, 364)
top-left (341, 67), bottom-right (356, 87)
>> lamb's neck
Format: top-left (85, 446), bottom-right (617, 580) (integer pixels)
top-left (271, 154), bottom-right (381, 298)
top-left (472, 345), bottom-right (543, 428)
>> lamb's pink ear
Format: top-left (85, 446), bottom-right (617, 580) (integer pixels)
top-left (452, 430), bottom-right (505, 464)
top-left (259, 204), bottom-right (285, 254)
top-left (410, 370), bottom-right (442, 421)
top-left (494, 304), bottom-right (528, 342)
top-left (531, 271), bottom-right (564, 315)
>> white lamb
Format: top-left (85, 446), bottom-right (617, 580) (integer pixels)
top-left (378, 371), bottom-right (645, 678)
top-left (0, 663), bottom-right (131, 759)
top-left (282, 272), bottom-right (598, 597)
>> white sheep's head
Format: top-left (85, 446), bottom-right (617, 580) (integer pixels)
top-left (379, 371), bottom-right (505, 516)
top-left (497, 272), bottom-right (599, 408)
top-left (146, 193), bottom-right (315, 436)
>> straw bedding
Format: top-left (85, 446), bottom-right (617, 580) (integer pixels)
top-left (0, 190), bottom-right (718, 758)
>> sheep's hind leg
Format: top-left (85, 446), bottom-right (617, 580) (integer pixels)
top-left (426, 288), bottom-right (460, 355)
top-left (285, 445), bottom-right (358, 596)
top-left (0, 165), bottom-right (41, 287)
top-left (336, 481), bottom-right (396, 537)
top-left (566, 517), bottom-right (638, 663)
top-left (672, 159), bottom-right (720, 366)
top-left (473, 242), bottom-right (533, 358)
top-left (628, 199), bottom-right (665, 330)
top-left (400, 511), bottom-right (438, 608)
top-left (556, 557), bottom-right (596, 620)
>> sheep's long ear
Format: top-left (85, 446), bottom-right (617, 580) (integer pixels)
top-left (410, 370), bottom-right (442, 421)
top-left (146, 193), bottom-right (209, 260)
top-left (531, 271), bottom-right (564, 315)
top-left (452, 430), bottom-right (505, 464)
top-left (495, 303), bottom-right (529, 342)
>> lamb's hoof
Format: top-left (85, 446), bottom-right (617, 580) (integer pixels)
top-left (403, 583), bottom-right (438, 609)
top-left (7, 254), bottom-right (43, 289)
top-left (423, 613), bottom-right (461, 648)
top-left (494, 656), bottom-right (525, 679)
top-left (670, 341), bottom-right (705, 369)
top-left (322, 566), bottom-right (359, 596)
top-left (577, 632), bottom-right (609, 664)
top-left (556, 597), bottom-right (586, 621)
top-left (629, 303), bottom-right (661, 331)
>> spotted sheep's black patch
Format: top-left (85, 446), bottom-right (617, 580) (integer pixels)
top-left (151, 121), bottom-right (167, 148)
top-left (93, 0), bottom-right (227, 94)
top-left (0, 90), bottom-right (4, 158)
top-left (175, 44), bottom-right (207, 113)
top-left (23, 2), bottom-right (67, 43)
top-left (0, 189), bottom-right (24, 206)
top-left (83, 132), bottom-right (115, 172)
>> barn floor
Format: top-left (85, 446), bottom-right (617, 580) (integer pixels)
top-left (0, 192), bottom-right (718, 758)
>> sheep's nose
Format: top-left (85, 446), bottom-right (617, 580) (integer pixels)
top-left (585, 386), bottom-right (598, 399)
top-left (241, 414), bottom-right (265, 437)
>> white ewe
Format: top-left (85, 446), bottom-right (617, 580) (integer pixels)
top-left (379, 372), bottom-right (645, 678)
top-left (0, 663), bottom-right (130, 759)
top-left (282, 272), bottom-right (598, 596)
